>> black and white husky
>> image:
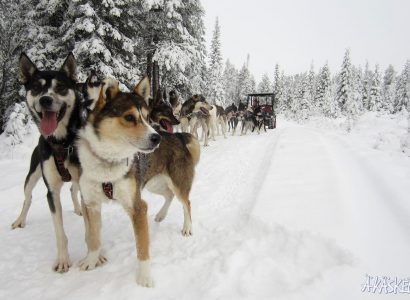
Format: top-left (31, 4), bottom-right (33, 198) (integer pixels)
top-left (12, 70), bottom-right (102, 230)
top-left (13, 53), bottom-right (87, 272)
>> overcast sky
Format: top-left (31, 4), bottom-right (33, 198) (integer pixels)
top-left (201, 0), bottom-right (410, 82)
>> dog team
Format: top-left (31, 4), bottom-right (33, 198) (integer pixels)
top-left (10, 53), bottom-right (269, 287)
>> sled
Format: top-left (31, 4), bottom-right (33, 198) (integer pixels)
top-left (246, 93), bottom-right (276, 129)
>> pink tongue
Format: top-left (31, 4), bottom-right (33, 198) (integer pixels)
top-left (165, 121), bottom-right (173, 133)
top-left (40, 111), bottom-right (58, 137)
top-left (161, 120), bottom-right (173, 133)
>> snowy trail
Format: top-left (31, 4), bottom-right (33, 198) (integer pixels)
top-left (253, 124), bottom-right (410, 299)
top-left (1, 121), bottom-right (409, 299)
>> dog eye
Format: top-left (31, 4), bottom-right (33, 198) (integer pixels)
top-left (55, 84), bottom-right (68, 94)
top-left (124, 114), bottom-right (136, 123)
top-left (32, 82), bottom-right (42, 93)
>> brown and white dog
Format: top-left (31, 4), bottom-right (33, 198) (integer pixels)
top-left (146, 89), bottom-right (200, 235)
top-left (77, 77), bottom-right (160, 287)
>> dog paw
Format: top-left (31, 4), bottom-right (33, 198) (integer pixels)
top-left (11, 218), bottom-right (26, 229)
top-left (181, 225), bottom-right (192, 236)
top-left (137, 261), bottom-right (154, 288)
top-left (53, 257), bottom-right (72, 273)
top-left (79, 252), bottom-right (107, 271)
top-left (154, 214), bottom-right (165, 223)
top-left (137, 274), bottom-right (154, 288)
top-left (154, 209), bottom-right (168, 222)
top-left (74, 208), bottom-right (82, 216)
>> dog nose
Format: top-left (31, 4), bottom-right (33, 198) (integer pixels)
top-left (39, 96), bottom-right (53, 108)
top-left (150, 133), bottom-right (161, 146)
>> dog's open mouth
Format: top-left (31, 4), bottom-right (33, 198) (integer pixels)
top-left (159, 119), bottom-right (173, 133)
top-left (200, 107), bottom-right (209, 116)
top-left (39, 104), bottom-right (66, 137)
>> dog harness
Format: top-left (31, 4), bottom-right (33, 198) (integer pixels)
top-left (52, 145), bottom-right (74, 182)
top-left (102, 182), bottom-right (113, 199)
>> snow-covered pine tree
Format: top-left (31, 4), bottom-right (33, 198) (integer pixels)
top-left (362, 61), bottom-right (372, 110)
top-left (153, 0), bottom-right (208, 98)
top-left (299, 73), bottom-right (312, 120)
top-left (282, 75), bottom-right (294, 117)
top-left (24, 0), bottom-right (71, 70)
top-left (336, 49), bottom-right (353, 113)
top-left (315, 62), bottom-right (336, 117)
top-left (307, 62), bottom-right (316, 105)
top-left (288, 73), bottom-right (310, 121)
top-left (289, 74), bottom-right (301, 119)
top-left (61, 0), bottom-right (144, 86)
top-left (237, 62), bottom-right (255, 103)
top-left (206, 17), bottom-right (225, 106)
top-left (273, 64), bottom-right (282, 111)
top-left (257, 73), bottom-right (272, 93)
top-left (351, 65), bottom-right (364, 114)
top-left (369, 64), bottom-right (382, 111)
top-left (3, 102), bottom-right (31, 146)
top-left (223, 59), bottom-right (238, 106)
top-left (381, 65), bottom-right (396, 112)
top-left (0, 0), bottom-right (29, 131)
top-left (393, 60), bottom-right (410, 113)
top-left (337, 49), bottom-right (359, 130)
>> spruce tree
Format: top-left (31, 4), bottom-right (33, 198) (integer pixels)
top-left (153, 0), bottom-right (208, 97)
top-left (315, 62), bottom-right (335, 117)
top-left (0, 0), bottom-right (30, 131)
top-left (257, 73), bottom-right (272, 93)
top-left (277, 71), bottom-right (289, 114)
top-left (307, 62), bottom-right (316, 104)
top-left (237, 62), bottom-right (254, 103)
top-left (206, 17), bottom-right (225, 105)
top-left (369, 64), bottom-right (381, 111)
top-left (273, 64), bottom-right (281, 111)
top-left (382, 65), bottom-right (396, 112)
top-left (336, 49), bottom-right (353, 113)
top-left (393, 61), bottom-right (410, 113)
top-left (362, 62), bottom-right (372, 110)
top-left (223, 59), bottom-right (238, 105)
top-left (351, 65), bottom-right (364, 114)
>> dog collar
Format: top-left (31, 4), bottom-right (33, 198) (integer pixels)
top-left (83, 139), bottom-right (132, 167)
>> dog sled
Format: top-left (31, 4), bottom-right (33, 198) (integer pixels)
top-left (246, 93), bottom-right (276, 129)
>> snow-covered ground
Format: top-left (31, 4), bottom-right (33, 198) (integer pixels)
top-left (1, 113), bottom-right (410, 300)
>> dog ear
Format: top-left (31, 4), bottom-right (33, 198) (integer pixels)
top-left (94, 82), bottom-right (107, 112)
top-left (94, 78), bottom-right (119, 112)
top-left (134, 76), bottom-right (151, 105)
top-left (75, 82), bottom-right (84, 92)
top-left (60, 52), bottom-right (77, 81)
top-left (163, 88), bottom-right (167, 102)
top-left (104, 78), bottom-right (119, 100)
top-left (86, 69), bottom-right (99, 85)
top-left (19, 53), bottom-right (37, 84)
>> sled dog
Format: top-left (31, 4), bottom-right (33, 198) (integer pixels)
top-left (146, 89), bottom-right (200, 234)
top-left (180, 95), bottom-right (213, 146)
top-left (16, 52), bottom-right (84, 272)
top-left (12, 70), bottom-right (102, 229)
top-left (77, 77), bottom-right (161, 287)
